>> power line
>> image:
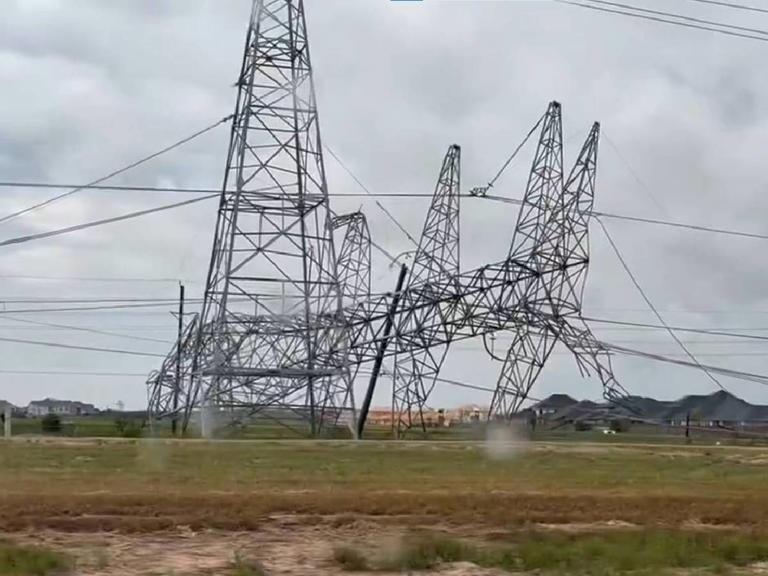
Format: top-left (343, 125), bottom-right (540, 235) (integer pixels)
top-left (586, 317), bottom-right (768, 341)
top-left (0, 181), bottom-right (440, 198)
top-left (603, 341), bottom-right (768, 385)
top-left (324, 143), bottom-right (421, 252)
top-left (0, 274), bottom-right (195, 284)
top-left (0, 297), bottom-right (203, 304)
top-left (686, 0), bottom-right (768, 15)
top-left (469, 111), bottom-right (546, 196)
top-left (0, 335), bottom-right (164, 358)
top-left (583, 0), bottom-right (768, 36)
top-left (0, 369), bottom-right (147, 377)
top-left (476, 194), bottom-right (768, 241)
top-left (602, 130), bottom-right (665, 214)
top-left (0, 301), bottom-right (188, 315)
top-left (0, 315), bottom-right (172, 345)
top-left (5, 180), bottom-right (768, 243)
top-left (596, 210), bottom-right (768, 240)
top-left (0, 115), bottom-right (232, 225)
top-left (598, 218), bottom-right (730, 392)
top-left (0, 193), bottom-right (218, 248)
top-left (555, 0), bottom-right (768, 43)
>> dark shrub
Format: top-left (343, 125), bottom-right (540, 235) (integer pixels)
top-left (41, 414), bottom-right (62, 434)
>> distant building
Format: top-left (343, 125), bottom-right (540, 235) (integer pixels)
top-left (26, 398), bottom-right (98, 417)
top-left (530, 394), bottom-right (578, 419)
top-left (445, 405), bottom-right (490, 424)
top-left (0, 400), bottom-right (18, 416)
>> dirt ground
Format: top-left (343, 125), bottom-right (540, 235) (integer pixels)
top-left (5, 518), bottom-right (508, 576)
top-left (5, 438), bottom-right (768, 574)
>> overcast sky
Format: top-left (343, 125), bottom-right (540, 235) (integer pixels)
top-left (1, 0), bottom-right (768, 410)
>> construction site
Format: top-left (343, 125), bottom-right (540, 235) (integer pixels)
top-left (4, 0), bottom-right (768, 574)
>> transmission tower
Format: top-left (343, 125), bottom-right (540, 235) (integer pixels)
top-left (333, 212), bottom-right (372, 308)
top-left (190, 0), bottom-right (352, 435)
top-left (392, 145), bottom-right (461, 436)
top-left (489, 106), bottom-right (625, 418)
top-left (146, 2), bottom-right (629, 436)
top-left (146, 314), bottom-right (200, 427)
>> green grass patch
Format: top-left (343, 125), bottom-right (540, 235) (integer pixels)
top-left (0, 541), bottom-right (72, 575)
top-left (335, 530), bottom-right (768, 574)
top-left (509, 529), bottom-right (768, 573)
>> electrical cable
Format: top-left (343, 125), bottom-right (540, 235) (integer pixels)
top-left (475, 194), bottom-right (768, 241)
top-left (601, 130), bottom-right (665, 214)
top-left (0, 115), bottom-right (232, 225)
top-left (585, 317), bottom-right (768, 341)
top-left (5, 180), bottom-right (768, 243)
top-left (0, 301), bottom-right (192, 315)
top-left (0, 193), bottom-right (218, 248)
top-left (0, 274), bottom-right (194, 284)
top-left (0, 369), bottom-right (147, 377)
top-left (582, 0), bottom-right (768, 36)
top-left (597, 218), bottom-right (728, 392)
top-left (324, 143), bottom-right (421, 249)
top-left (602, 341), bottom-right (768, 385)
top-left (470, 111), bottom-right (546, 196)
top-left (555, 0), bottom-right (768, 43)
top-left (0, 315), bottom-right (172, 345)
top-left (686, 0), bottom-right (768, 15)
top-left (0, 335), bottom-right (164, 358)
top-left (0, 181), bottom-right (440, 197)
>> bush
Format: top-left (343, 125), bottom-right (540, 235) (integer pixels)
top-left (40, 414), bottom-right (62, 434)
top-left (333, 546), bottom-right (369, 571)
top-left (0, 541), bottom-right (73, 575)
top-left (610, 418), bottom-right (631, 433)
top-left (114, 418), bottom-right (143, 438)
top-left (574, 421), bottom-right (593, 432)
top-left (229, 551), bottom-right (269, 576)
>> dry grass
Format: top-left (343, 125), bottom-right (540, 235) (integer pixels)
top-left (2, 438), bottom-right (768, 532)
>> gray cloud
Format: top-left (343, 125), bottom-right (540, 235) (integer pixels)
top-left (1, 0), bottom-right (767, 410)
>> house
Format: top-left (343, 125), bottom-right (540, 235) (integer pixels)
top-left (26, 398), bottom-right (98, 417)
top-left (530, 394), bottom-right (578, 419)
top-left (445, 404), bottom-right (490, 424)
top-left (660, 391), bottom-right (768, 428)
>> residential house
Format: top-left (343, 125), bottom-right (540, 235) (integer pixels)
top-left (26, 398), bottom-right (98, 417)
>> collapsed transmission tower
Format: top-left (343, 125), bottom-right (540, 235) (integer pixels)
top-left (488, 107), bottom-right (622, 418)
top-left (190, 0), bottom-right (352, 434)
top-left (147, 0), bottom-right (628, 437)
top-left (392, 145), bottom-right (460, 435)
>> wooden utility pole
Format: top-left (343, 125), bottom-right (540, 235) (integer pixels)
top-left (172, 283), bottom-right (185, 436)
top-left (3, 404), bottom-right (11, 439)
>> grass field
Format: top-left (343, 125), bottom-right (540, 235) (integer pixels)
top-left (3, 437), bottom-right (768, 573)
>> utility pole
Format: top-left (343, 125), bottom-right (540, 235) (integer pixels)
top-left (3, 404), bottom-right (10, 439)
top-left (172, 283), bottom-right (185, 436)
top-left (357, 264), bottom-right (408, 439)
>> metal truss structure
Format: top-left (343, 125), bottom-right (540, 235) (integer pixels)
top-left (146, 314), bottom-right (200, 428)
top-left (333, 212), bottom-right (371, 308)
top-left (392, 145), bottom-right (460, 435)
top-left (147, 0), bottom-right (628, 437)
top-left (189, 0), bottom-right (352, 435)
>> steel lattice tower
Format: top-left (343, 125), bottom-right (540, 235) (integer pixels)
top-left (490, 107), bottom-right (624, 418)
top-left (191, 0), bottom-right (351, 435)
top-left (145, 2), bottom-right (630, 434)
top-left (333, 212), bottom-right (372, 308)
top-left (392, 145), bottom-right (461, 436)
